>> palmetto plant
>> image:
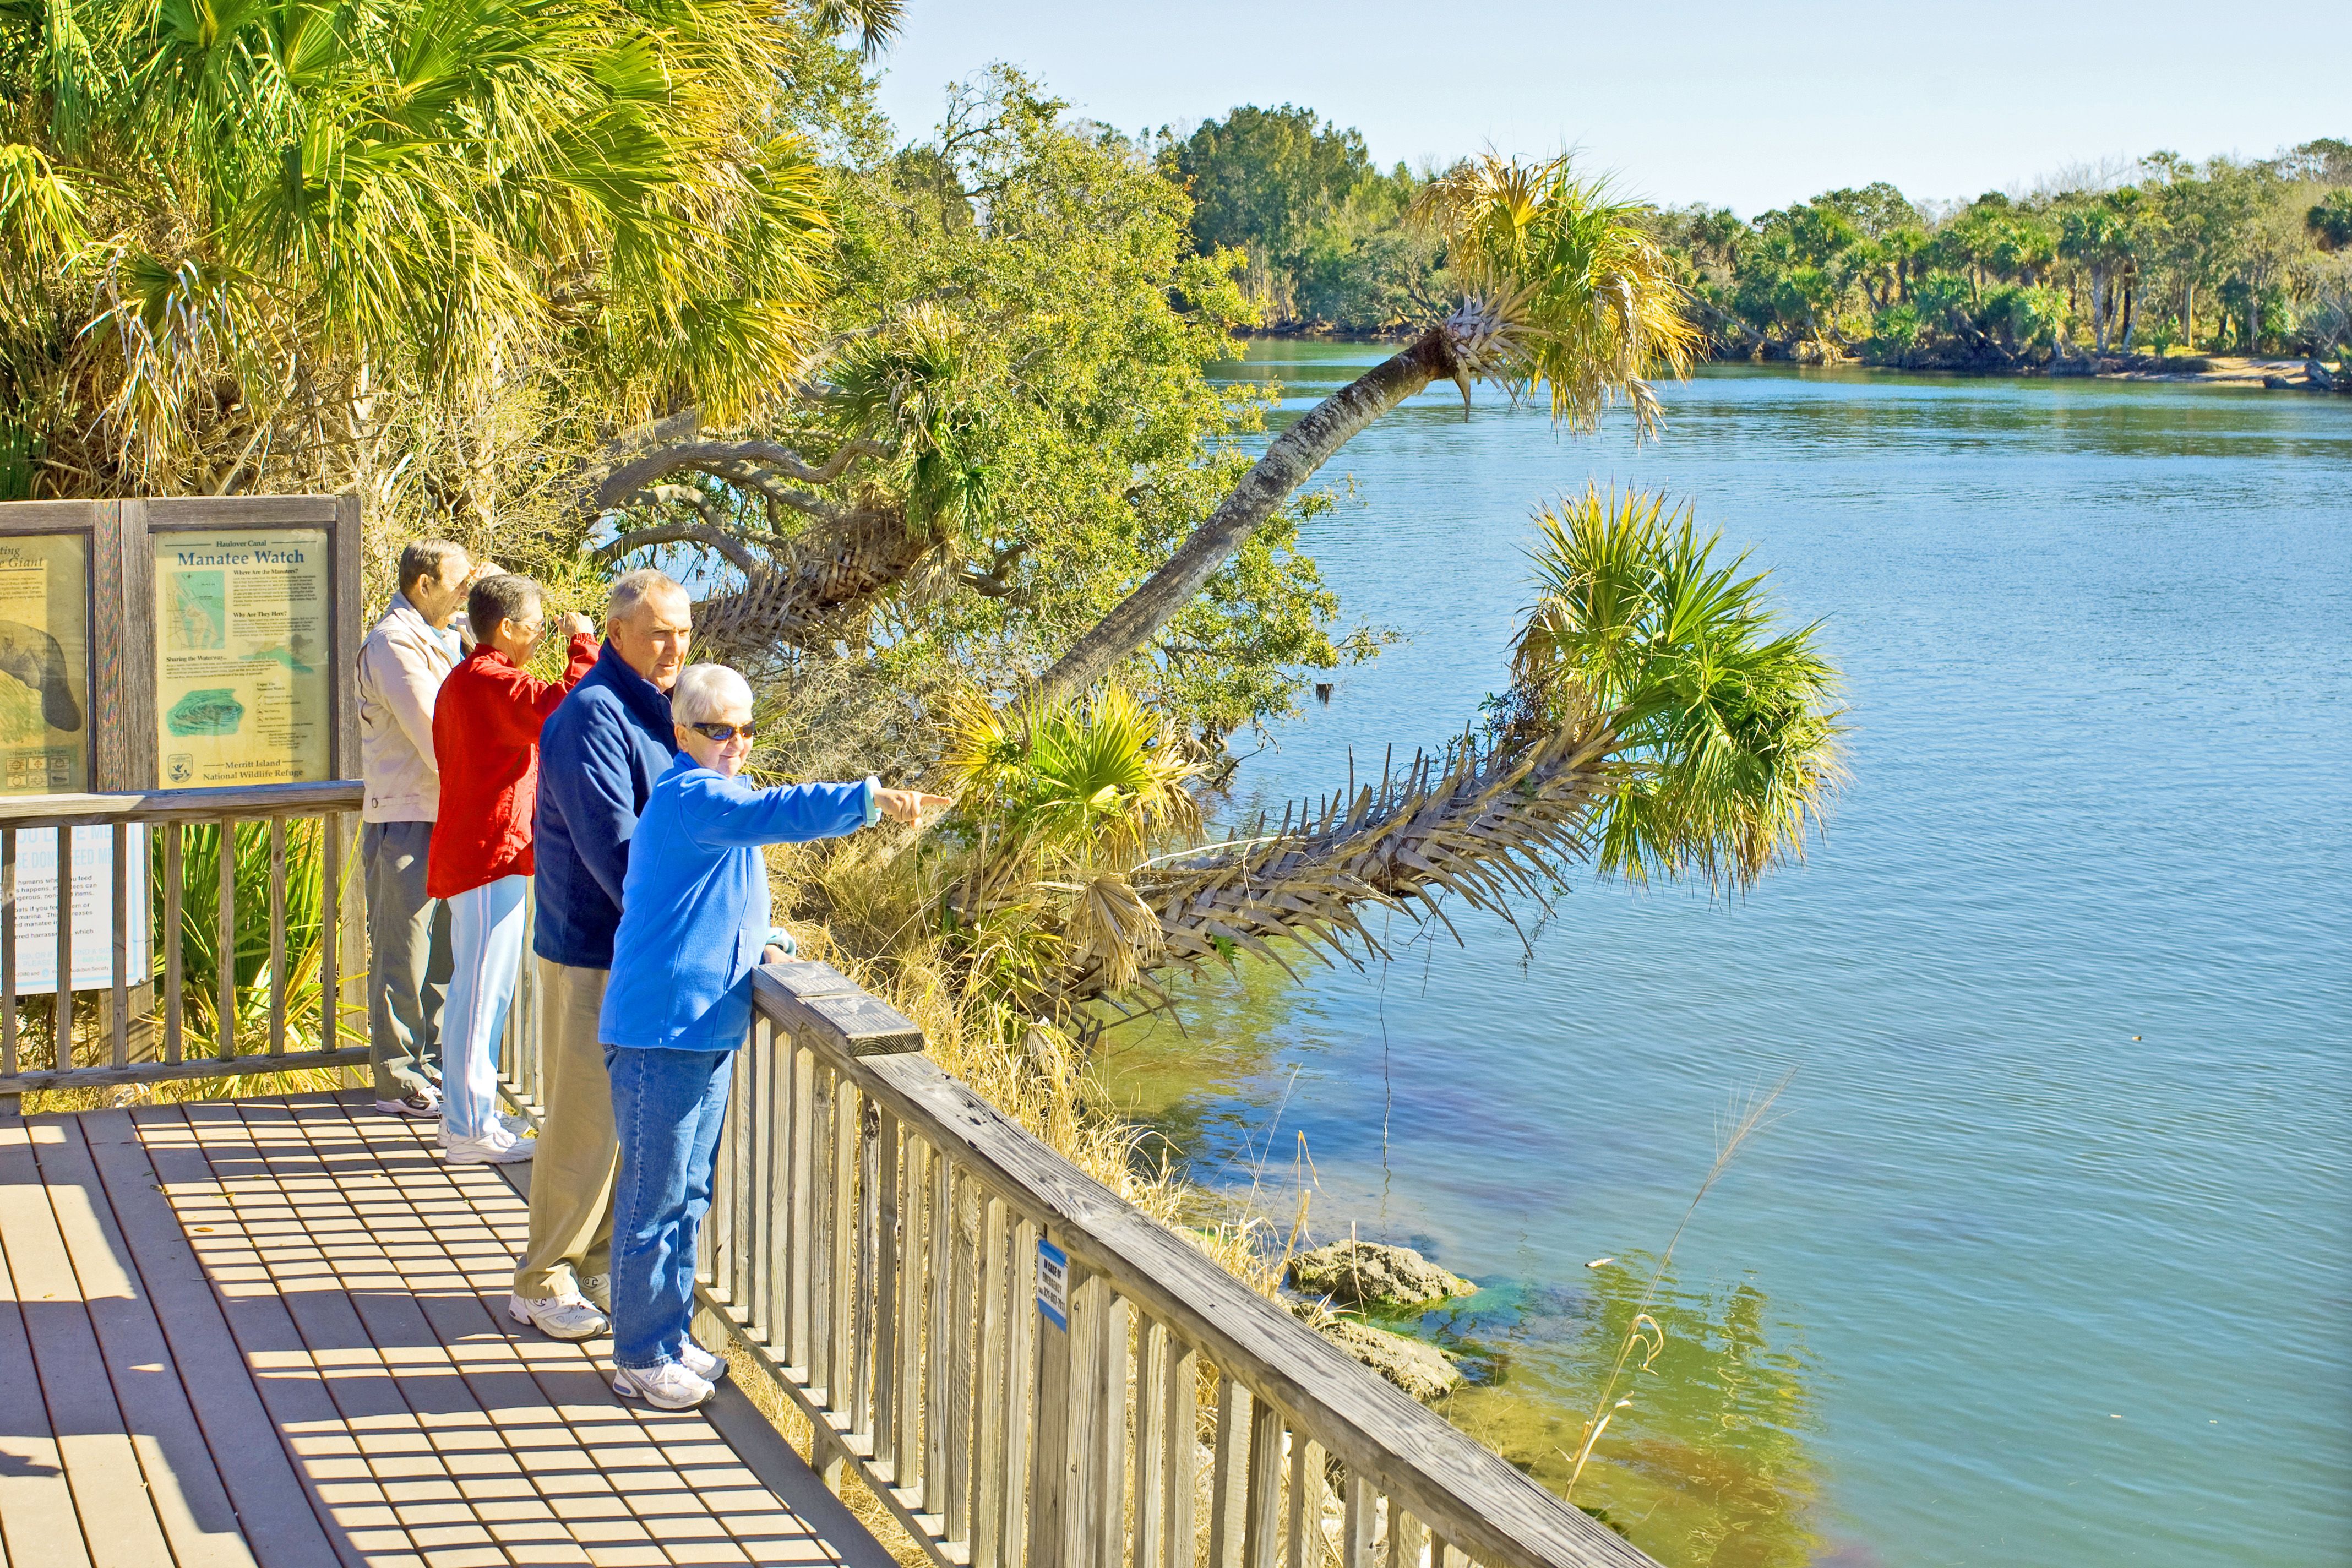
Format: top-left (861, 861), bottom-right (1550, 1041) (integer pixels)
top-left (939, 685), bottom-right (1202, 997)
top-left (1512, 484), bottom-right (1842, 890)
top-left (1, 0), bottom-right (863, 508)
top-left (1038, 154), bottom-right (1698, 702)
top-left (159, 819), bottom-right (337, 1050)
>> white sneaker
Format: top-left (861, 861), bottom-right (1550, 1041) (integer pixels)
top-left (437, 1112), bottom-right (529, 1146)
top-left (374, 1087), bottom-right (440, 1119)
top-left (580, 1273), bottom-right (611, 1313)
top-left (509, 1292), bottom-right (607, 1341)
top-left (611, 1360), bottom-right (714, 1410)
top-left (679, 1337), bottom-right (727, 1383)
top-left (445, 1129), bottom-right (536, 1164)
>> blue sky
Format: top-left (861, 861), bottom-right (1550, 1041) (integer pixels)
top-left (869, 0), bottom-right (2350, 216)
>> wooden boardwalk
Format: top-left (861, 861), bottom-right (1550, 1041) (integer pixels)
top-left (0, 1091), bottom-right (896, 1568)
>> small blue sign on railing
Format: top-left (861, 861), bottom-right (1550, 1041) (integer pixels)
top-left (1036, 1238), bottom-right (1069, 1330)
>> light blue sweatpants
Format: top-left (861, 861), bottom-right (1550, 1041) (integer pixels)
top-left (441, 875), bottom-right (528, 1142)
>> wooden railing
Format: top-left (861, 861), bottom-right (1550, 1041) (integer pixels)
top-left (0, 782), bottom-right (367, 1102)
top-left (3, 781), bottom-right (1655, 1566)
top-left (493, 959), bottom-right (1654, 1568)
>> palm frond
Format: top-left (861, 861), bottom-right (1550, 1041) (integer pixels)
top-left (1414, 155), bottom-right (1701, 434)
top-left (1513, 483), bottom-right (1843, 889)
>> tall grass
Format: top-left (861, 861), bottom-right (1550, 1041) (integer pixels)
top-left (1563, 1070), bottom-right (1795, 1500)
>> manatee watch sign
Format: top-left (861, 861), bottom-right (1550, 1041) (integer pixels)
top-left (154, 529), bottom-right (330, 785)
top-left (0, 532), bottom-right (91, 797)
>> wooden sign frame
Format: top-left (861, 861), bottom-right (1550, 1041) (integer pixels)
top-left (0, 495), bottom-right (361, 790)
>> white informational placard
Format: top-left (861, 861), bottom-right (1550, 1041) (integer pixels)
top-left (8, 823), bottom-right (150, 991)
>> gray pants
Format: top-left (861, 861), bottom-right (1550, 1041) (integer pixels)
top-left (363, 819), bottom-right (452, 1101)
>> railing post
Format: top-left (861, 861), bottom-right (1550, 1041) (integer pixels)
top-left (1025, 1244), bottom-right (1085, 1568)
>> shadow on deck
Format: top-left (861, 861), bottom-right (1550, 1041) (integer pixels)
top-left (0, 1090), bottom-right (896, 1568)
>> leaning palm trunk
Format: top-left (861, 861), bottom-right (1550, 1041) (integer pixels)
top-left (1038, 321), bottom-right (1475, 702)
top-left (1041, 709), bottom-right (1619, 1006)
top-left (1039, 158), bottom-right (1701, 703)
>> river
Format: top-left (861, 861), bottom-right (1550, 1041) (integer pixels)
top-left (1102, 347), bottom-right (2352, 1567)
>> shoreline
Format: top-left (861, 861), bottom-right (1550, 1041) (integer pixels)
top-left (1233, 329), bottom-right (2349, 392)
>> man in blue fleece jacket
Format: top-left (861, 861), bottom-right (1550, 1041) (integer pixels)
top-left (599, 663), bottom-right (948, 1409)
top-left (507, 569), bottom-right (690, 1344)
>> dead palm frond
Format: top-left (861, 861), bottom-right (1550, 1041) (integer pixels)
top-left (1090, 709), bottom-right (1619, 1004)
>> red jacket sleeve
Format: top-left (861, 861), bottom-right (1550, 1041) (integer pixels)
top-left (500, 635), bottom-right (600, 737)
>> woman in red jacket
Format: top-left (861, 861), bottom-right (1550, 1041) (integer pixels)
top-left (429, 574), bottom-right (596, 1163)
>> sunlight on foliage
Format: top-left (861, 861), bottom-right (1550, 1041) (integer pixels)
top-left (1414, 155), bottom-right (1702, 433)
top-left (939, 684), bottom-right (1201, 997)
top-left (1510, 485), bottom-right (1843, 890)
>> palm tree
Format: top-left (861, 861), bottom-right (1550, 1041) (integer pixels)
top-left (950, 485), bottom-right (1841, 1009)
top-left (1036, 155), bottom-right (1700, 702)
top-left (2, 0), bottom-right (889, 510)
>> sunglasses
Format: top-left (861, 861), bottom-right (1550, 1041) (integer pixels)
top-left (689, 721), bottom-right (756, 742)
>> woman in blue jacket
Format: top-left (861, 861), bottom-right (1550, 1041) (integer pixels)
top-left (598, 663), bottom-right (949, 1409)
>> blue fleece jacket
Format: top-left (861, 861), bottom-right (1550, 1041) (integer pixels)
top-left (598, 756), bottom-right (879, 1052)
top-left (533, 643), bottom-right (678, 968)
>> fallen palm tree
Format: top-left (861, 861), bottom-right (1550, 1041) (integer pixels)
top-left (1125, 712), bottom-right (1620, 996)
top-left (933, 484), bottom-right (1844, 1013)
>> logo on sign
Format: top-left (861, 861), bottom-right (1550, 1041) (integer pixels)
top-left (1036, 1238), bottom-right (1069, 1330)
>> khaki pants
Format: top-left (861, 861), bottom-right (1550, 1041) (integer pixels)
top-left (512, 958), bottom-right (618, 1300)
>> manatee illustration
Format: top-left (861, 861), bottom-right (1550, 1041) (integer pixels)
top-left (0, 618), bottom-right (82, 731)
top-left (167, 688), bottom-right (244, 737)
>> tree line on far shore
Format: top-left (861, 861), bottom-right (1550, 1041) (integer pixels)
top-left (1157, 106), bottom-right (2352, 367)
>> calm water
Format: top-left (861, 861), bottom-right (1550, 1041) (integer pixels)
top-left (1105, 350), bottom-right (2352, 1567)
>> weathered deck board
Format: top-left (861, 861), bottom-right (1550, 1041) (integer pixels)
top-left (1, 1091), bottom-right (892, 1568)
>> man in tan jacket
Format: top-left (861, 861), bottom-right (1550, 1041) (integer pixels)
top-left (357, 540), bottom-right (478, 1117)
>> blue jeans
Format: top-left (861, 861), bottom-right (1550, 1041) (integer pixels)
top-left (441, 875), bottom-right (528, 1141)
top-left (607, 1044), bottom-right (733, 1370)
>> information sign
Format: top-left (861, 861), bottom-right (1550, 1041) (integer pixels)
top-left (1036, 1238), bottom-right (1069, 1330)
top-left (0, 532), bottom-right (90, 796)
top-left (154, 528), bottom-right (331, 786)
top-left (9, 823), bottom-right (149, 990)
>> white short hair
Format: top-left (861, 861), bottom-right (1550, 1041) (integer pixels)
top-left (607, 568), bottom-right (687, 627)
top-left (671, 663), bottom-right (754, 726)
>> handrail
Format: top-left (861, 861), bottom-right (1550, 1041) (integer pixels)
top-left (0, 782), bottom-right (367, 1099)
top-left (633, 960), bottom-right (1659, 1568)
top-left (0, 780), bottom-right (363, 827)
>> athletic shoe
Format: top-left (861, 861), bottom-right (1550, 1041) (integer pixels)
top-left (580, 1273), bottom-right (611, 1313)
top-left (611, 1360), bottom-right (714, 1411)
top-left (445, 1129), bottom-right (536, 1164)
top-left (509, 1291), bottom-right (607, 1341)
top-left (374, 1088), bottom-right (440, 1119)
top-left (679, 1337), bottom-right (727, 1383)
top-left (437, 1112), bottom-right (530, 1146)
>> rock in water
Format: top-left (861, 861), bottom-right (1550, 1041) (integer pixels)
top-left (1312, 1316), bottom-right (1463, 1403)
top-left (1287, 1240), bottom-right (1473, 1308)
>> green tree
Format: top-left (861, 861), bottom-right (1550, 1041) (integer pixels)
top-left (2312, 189), bottom-right (2352, 251)
top-left (0, 0), bottom-right (888, 522)
top-left (1156, 104), bottom-right (1380, 321)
